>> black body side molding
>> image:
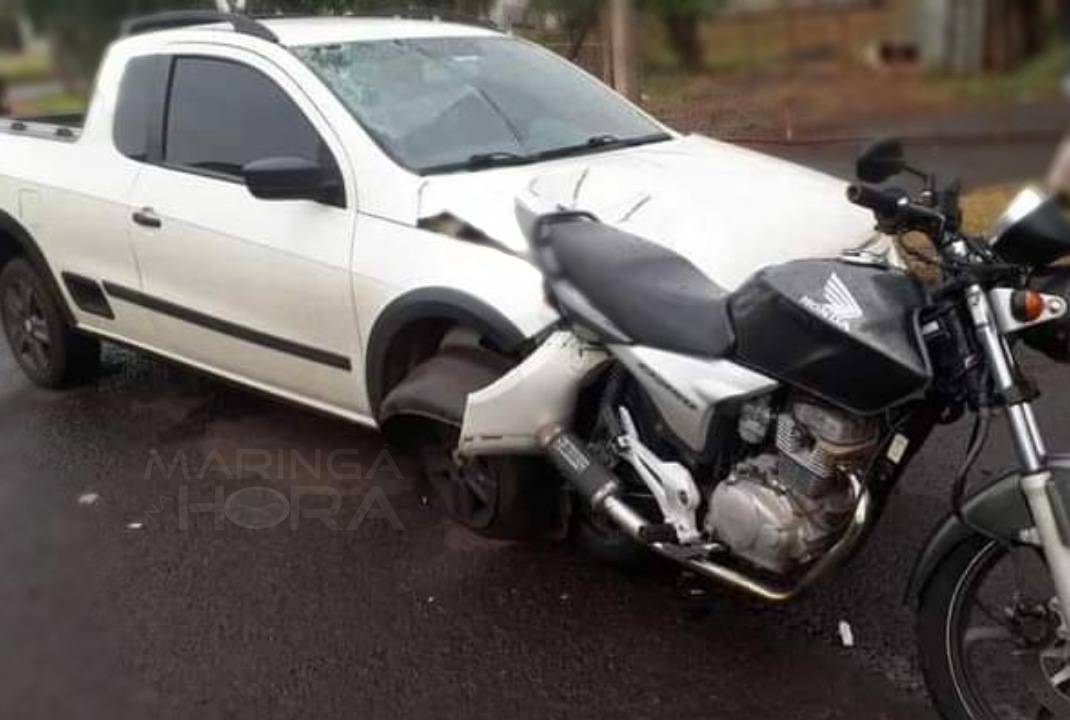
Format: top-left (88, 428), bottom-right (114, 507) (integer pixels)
top-left (102, 282), bottom-right (352, 371)
top-left (365, 287), bottom-right (529, 418)
top-left (62, 273), bottom-right (115, 320)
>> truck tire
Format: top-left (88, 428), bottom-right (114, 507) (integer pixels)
top-left (0, 258), bottom-right (100, 389)
top-left (411, 419), bottom-right (559, 541)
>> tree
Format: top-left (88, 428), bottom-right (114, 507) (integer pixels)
top-left (641, 0), bottom-right (724, 72)
top-left (24, 0), bottom-right (208, 86)
top-left (533, 0), bottom-right (724, 72)
top-left (22, 0), bottom-right (493, 85)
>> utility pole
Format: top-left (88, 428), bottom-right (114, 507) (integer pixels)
top-left (606, 0), bottom-right (638, 101)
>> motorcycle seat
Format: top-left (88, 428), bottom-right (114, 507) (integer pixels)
top-left (543, 219), bottom-right (736, 358)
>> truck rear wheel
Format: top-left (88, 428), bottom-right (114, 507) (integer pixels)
top-left (0, 258), bottom-right (100, 389)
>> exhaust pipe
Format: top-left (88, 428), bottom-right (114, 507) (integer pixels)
top-left (539, 425), bottom-right (873, 604)
top-left (538, 425), bottom-right (650, 540)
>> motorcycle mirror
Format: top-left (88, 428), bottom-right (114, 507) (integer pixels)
top-left (857, 138), bottom-right (907, 183)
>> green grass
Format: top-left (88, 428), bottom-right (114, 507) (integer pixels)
top-left (0, 51), bottom-right (54, 86)
top-left (18, 91), bottom-right (86, 116)
top-left (951, 41), bottom-right (1069, 102)
top-left (962, 185), bottom-right (1020, 234)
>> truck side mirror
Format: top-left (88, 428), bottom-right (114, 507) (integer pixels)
top-left (243, 157), bottom-right (342, 206)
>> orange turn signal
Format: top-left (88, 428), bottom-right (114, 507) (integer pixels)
top-left (1012, 290), bottom-right (1046, 323)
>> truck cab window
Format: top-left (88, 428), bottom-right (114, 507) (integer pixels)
top-left (114, 56), bottom-right (168, 161)
top-left (164, 57), bottom-right (337, 181)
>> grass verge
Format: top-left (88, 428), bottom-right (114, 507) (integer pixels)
top-left (0, 51), bottom-right (53, 86)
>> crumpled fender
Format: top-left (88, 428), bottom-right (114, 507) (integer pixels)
top-left (379, 346), bottom-right (512, 428)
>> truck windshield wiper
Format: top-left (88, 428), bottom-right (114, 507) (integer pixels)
top-left (419, 133), bottom-right (671, 175)
top-left (535, 132), bottom-right (672, 162)
top-left (421, 151), bottom-right (535, 175)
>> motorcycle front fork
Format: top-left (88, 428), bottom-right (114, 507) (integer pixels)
top-left (969, 285), bottom-right (1070, 614)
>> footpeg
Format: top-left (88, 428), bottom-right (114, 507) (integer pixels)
top-left (615, 408), bottom-right (703, 544)
top-left (639, 524), bottom-right (679, 545)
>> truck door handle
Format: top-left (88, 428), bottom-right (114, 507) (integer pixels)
top-left (132, 208), bottom-right (162, 229)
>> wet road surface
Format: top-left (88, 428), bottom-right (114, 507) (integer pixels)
top-left (1, 342), bottom-right (957, 720)
top-left (2, 140), bottom-right (1066, 720)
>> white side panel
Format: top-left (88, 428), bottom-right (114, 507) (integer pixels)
top-left (126, 44), bottom-right (363, 410)
top-left (0, 42), bottom-right (148, 338)
top-left (614, 346), bottom-right (779, 452)
top-left (459, 332), bottom-right (609, 456)
top-left (351, 213), bottom-right (559, 345)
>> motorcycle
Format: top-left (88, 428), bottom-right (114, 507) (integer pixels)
top-left (404, 139), bottom-right (1070, 719)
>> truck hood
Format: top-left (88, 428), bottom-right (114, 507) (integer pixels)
top-left (417, 135), bottom-right (879, 289)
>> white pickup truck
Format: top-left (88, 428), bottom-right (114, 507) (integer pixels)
top-left (0, 11), bottom-right (876, 536)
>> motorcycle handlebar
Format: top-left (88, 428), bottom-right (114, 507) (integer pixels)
top-left (847, 184), bottom-right (945, 233)
top-left (847, 184), bottom-right (904, 217)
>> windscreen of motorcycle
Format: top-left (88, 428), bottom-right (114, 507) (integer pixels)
top-left (990, 189), bottom-right (1070, 268)
top-left (728, 259), bottom-right (932, 415)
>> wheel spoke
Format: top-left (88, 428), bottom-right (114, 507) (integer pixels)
top-left (964, 625), bottom-right (1015, 649)
top-left (27, 337), bottom-right (49, 372)
top-left (19, 281), bottom-right (33, 318)
top-left (1041, 646), bottom-right (1069, 662)
top-left (29, 321), bottom-right (49, 345)
top-left (9, 324), bottom-right (28, 354)
top-left (1049, 664), bottom-right (1070, 688)
top-left (3, 287), bottom-right (23, 321)
top-left (464, 468), bottom-right (495, 505)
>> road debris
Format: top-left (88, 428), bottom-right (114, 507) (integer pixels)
top-left (838, 620), bottom-right (856, 649)
top-left (77, 493), bottom-right (100, 506)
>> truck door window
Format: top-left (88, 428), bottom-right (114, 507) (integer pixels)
top-left (114, 56), bottom-right (169, 162)
top-left (164, 57), bottom-right (339, 183)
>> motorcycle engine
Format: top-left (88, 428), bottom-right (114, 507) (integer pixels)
top-left (706, 397), bottom-right (879, 574)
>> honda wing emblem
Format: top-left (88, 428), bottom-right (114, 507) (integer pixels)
top-left (801, 273), bottom-right (864, 331)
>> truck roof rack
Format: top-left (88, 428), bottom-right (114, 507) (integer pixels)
top-left (356, 8), bottom-right (500, 31)
top-left (121, 11), bottom-right (280, 43)
top-left (248, 9), bottom-right (499, 32)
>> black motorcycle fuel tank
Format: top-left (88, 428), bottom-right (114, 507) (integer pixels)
top-left (728, 259), bottom-right (932, 415)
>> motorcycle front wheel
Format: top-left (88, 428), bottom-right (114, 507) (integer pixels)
top-left (917, 535), bottom-right (1070, 720)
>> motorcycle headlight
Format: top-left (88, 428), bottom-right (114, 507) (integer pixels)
top-left (1024, 269), bottom-right (1070, 363)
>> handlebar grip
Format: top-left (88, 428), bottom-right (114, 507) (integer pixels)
top-left (846, 184), bottom-right (904, 217)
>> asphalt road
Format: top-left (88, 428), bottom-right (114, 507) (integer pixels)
top-left (0, 139), bottom-right (1065, 720)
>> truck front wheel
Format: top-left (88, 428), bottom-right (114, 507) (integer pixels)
top-left (381, 345), bottom-right (561, 541)
top-left (409, 419), bottom-right (558, 541)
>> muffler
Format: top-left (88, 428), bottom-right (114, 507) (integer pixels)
top-left (538, 425), bottom-right (651, 542)
top-left (538, 424), bottom-right (874, 603)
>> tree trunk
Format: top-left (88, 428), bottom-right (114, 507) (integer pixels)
top-left (664, 13), bottom-right (704, 73)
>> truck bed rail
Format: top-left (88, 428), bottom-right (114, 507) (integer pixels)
top-left (0, 116), bottom-right (83, 143)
